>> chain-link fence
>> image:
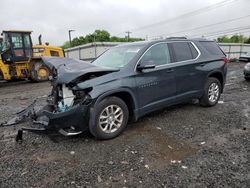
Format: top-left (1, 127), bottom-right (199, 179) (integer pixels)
top-left (218, 43), bottom-right (250, 59)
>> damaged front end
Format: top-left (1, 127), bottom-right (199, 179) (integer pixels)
top-left (1, 57), bottom-right (118, 141)
top-left (42, 83), bottom-right (93, 135)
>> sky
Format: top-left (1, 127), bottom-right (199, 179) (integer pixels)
top-left (0, 0), bottom-right (249, 46)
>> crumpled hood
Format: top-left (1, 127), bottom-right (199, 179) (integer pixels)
top-left (42, 57), bottom-right (119, 84)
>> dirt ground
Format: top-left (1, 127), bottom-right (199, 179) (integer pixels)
top-left (0, 62), bottom-right (249, 188)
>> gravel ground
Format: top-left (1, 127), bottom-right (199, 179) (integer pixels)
top-left (0, 62), bottom-right (249, 188)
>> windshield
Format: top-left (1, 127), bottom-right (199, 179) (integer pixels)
top-left (92, 44), bottom-right (145, 68)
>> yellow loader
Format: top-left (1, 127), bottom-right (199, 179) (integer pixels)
top-left (0, 30), bottom-right (64, 82)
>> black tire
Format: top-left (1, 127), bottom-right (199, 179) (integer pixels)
top-left (0, 70), bottom-right (3, 80)
top-left (30, 62), bottom-right (50, 82)
top-left (89, 96), bottom-right (129, 140)
top-left (200, 77), bottom-right (222, 107)
top-left (245, 77), bottom-right (250, 81)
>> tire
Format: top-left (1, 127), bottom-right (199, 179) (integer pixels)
top-left (30, 62), bottom-right (50, 82)
top-left (200, 77), bottom-right (222, 107)
top-left (245, 77), bottom-right (250, 81)
top-left (89, 96), bottom-right (129, 140)
top-left (0, 70), bottom-right (3, 80)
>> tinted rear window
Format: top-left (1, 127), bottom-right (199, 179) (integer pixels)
top-left (200, 41), bottom-right (224, 56)
top-left (171, 42), bottom-right (196, 62)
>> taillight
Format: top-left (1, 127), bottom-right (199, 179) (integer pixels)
top-left (223, 57), bottom-right (229, 64)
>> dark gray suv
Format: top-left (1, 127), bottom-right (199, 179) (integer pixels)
top-left (10, 38), bottom-right (228, 140)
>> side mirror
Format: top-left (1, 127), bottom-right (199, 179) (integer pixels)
top-left (137, 64), bottom-right (156, 71)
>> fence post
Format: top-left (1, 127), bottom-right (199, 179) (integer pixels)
top-left (95, 43), bottom-right (97, 58)
top-left (240, 44), bottom-right (243, 57)
top-left (228, 45), bottom-right (231, 59)
top-left (79, 47), bottom-right (81, 60)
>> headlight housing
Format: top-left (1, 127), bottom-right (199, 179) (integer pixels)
top-left (74, 90), bottom-right (86, 99)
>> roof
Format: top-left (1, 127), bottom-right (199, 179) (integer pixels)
top-left (2, 30), bottom-right (32, 33)
top-left (33, 44), bottom-right (62, 50)
top-left (116, 38), bottom-right (213, 47)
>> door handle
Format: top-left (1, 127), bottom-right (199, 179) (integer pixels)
top-left (166, 68), bottom-right (174, 73)
top-left (200, 63), bottom-right (206, 67)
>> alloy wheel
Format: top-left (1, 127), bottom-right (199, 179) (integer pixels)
top-left (208, 83), bottom-right (219, 103)
top-left (98, 105), bottom-right (124, 133)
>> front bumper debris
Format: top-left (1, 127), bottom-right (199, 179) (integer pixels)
top-left (0, 100), bottom-right (37, 127)
top-left (42, 103), bottom-right (90, 131)
top-left (1, 100), bottom-right (91, 141)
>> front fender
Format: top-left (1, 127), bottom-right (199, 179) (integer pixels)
top-left (88, 88), bottom-right (139, 129)
top-left (93, 88), bottom-right (138, 109)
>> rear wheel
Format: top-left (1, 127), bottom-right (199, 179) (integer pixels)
top-left (200, 77), bottom-right (222, 107)
top-left (30, 62), bottom-right (50, 82)
top-left (245, 77), bottom-right (250, 81)
top-left (89, 97), bottom-right (129, 140)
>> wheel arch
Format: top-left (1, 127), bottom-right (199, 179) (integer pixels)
top-left (92, 88), bottom-right (139, 122)
top-left (207, 71), bottom-right (224, 92)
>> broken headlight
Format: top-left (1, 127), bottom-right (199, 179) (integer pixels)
top-left (73, 90), bottom-right (92, 105)
top-left (74, 90), bottom-right (86, 99)
top-left (57, 85), bottom-right (75, 112)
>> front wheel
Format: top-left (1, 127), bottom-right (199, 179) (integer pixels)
top-left (200, 77), bottom-right (222, 107)
top-left (30, 62), bottom-right (50, 82)
top-left (89, 97), bottom-right (129, 140)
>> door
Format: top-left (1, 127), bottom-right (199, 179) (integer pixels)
top-left (10, 33), bottom-right (32, 62)
top-left (135, 43), bottom-right (176, 114)
top-left (10, 33), bottom-right (25, 61)
top-left (169, 42), bottom-right (204, 100)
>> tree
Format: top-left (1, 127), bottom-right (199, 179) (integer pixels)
top-left (217, 36), bottom-right (230, 43)
top-left (61, 29), bottom-right (144, 49)
top-left (245, 37), bottom-right (250, 44)
top-left (217, 34), bottom-right (248, 43)
top-left (71, 37), bottom-right (82, 46)
top-left (61, 41), bottom-right (71, 49)
top-left (94, 29), bottom-right (110, 42)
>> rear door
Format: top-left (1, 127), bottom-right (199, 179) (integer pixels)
top-left (168, 41), bottom-right (203, 101)
top-left (135, 43), bottom-right (176, 114)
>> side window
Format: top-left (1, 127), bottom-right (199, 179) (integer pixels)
top-left (50, 50), bottom-right (59, 57)
top-left (200, 41), bottom-right (224, 56)
top-left (141, 43), bottom-right (170, 66)
top-left (171, 42), bottom-right (194, 62)
top-left (23, 34), bottom-right (32, 48)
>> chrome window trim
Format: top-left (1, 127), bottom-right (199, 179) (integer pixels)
top-left (134, 41), bottom-right (201, 71)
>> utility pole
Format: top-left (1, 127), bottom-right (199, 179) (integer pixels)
top-left (68, 30), bottom-right (75, 45)
top-left (125, 31), bottom-right (132, 42)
